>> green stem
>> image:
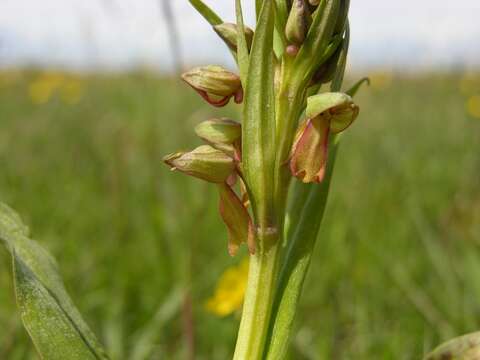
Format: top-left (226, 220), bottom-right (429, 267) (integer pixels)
top-left (233, 233), bottom-right (281, 360)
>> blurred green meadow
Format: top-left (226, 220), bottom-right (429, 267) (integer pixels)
top-left (0, 69), bottom-right (479, 359)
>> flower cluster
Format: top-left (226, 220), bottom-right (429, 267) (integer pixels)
top-left (164, 0), bottom-right (362, 256)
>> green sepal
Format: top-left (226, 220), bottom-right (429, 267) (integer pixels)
top-left (306, 92), bottom-right (359, 133)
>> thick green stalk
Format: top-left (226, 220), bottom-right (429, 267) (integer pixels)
top-left (265, 142), bottom-right (339, 360)
top-left (233, 233), bottom-right (281, 360)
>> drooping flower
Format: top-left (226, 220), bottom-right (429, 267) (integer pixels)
top-left (290, 92), bottom-right (359, 183)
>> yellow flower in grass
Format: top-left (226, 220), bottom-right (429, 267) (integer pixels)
top-left (205, 258), bottom-right (249, 317)
top-left (60, 79), bottom-right (84, 105)
top-left (467, 95), bottom-right (480, 119)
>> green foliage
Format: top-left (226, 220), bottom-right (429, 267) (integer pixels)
top-left (0, 71), bottom-right (479, 359)
top-left (0, 203), bottom-right (109, 359)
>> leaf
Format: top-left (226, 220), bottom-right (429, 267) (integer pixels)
top-left (242, 0), bottom-right (277, 229)
top-left (0, 202), bottom-right (109, 360)
top-left (188, 0), bottom-right (222, 26)
top-left (235, 0), bottom-right (250, 84)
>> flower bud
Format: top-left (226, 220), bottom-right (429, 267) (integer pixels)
top-left (285, 0), bottom-right (310, 45)
top-left (213, 23), bottom-right (254, 52)
top-left (308, 0), bottom-right (320, 6)
top-left (194, 118), bottom-right (241, 145)
top-left (290, 92), bottom-right (359, 183)
top-left (163, 145), bottom-right (235, 183)
top-left (218, 183), bottom-right (255, 256)
top-left (182, 66), bottom-right (243, 107)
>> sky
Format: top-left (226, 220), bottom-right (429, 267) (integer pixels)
top-left (0, 0), bottom-right (479, 72)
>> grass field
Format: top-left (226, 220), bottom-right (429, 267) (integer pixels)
top-left (0, 69), bottom-right (479, 359)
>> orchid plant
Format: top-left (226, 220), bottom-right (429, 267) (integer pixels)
top-left (0, 1), bottom-right (475, 359)
top-left (163, 0), bottom-right (363, 358)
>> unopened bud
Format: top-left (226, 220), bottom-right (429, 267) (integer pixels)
top-left (285, 0), bottom-right (310, 45)
top-left (182, 66), bottom-right (243, 107)
top-left (194, 118), bottom-right (241, 145)
top-left (163, 145), bottom-right (235, 183)
top-left (213, 23), bottom-right (254, 52)
top-left (308, 0), bottom-right (320, 6)
top-left (218, 183), bottom-right (255, 256)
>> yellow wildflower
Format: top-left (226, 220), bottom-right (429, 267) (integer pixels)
top-left (467, 95), bottom-right (480, 119)
top-left (28, 72), bottom-right (64, 104)
top-left (205, 258), bottom-right (249, 317)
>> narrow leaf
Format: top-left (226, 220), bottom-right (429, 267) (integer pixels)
top-left (331, 21), bottom-right (350, 91)
top-left (0, 203), bottom-right (109, 360)
top-left (235, 0), bottom-right (250, 83)
top-left (189, 0), bottom-right (222, 25)
top-left (242, 0), bottom-right (277, 229)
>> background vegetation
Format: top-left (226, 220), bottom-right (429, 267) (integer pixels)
top-left (0, 69), bottom-right (479, 359)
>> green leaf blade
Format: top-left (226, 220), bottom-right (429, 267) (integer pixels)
top-left (188, 0), bottom-right (222, 25)
top-left (0, 203), bottom-right (109, 360)
top-left (242, 0), bottom-right (277, 230)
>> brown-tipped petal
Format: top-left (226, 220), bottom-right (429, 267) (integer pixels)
top-left (163, 145), bottom-right (235, 183)
top-left (289, 117), bottom-right (330, 183)
top-left (218, 183), bottom-right (255, 256)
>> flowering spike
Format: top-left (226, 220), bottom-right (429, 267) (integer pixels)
top-left (285, 0), bottom-right (310, 45)
top-left (218, 183), bottom-right (255, 256)
top-left (181, 65), bottom-right (242, 107)
top-left (213, 23), bottom-right (254, 52)
top-left (163, 145), bottom-right (235, 183)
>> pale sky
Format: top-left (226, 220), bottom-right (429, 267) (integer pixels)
top-left (0, 0), bottom-right (479, 72)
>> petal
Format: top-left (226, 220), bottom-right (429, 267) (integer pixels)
top-left (290, 117), bottom-right (330, 183)
top-left (218, 183), bottom-right (255, 256)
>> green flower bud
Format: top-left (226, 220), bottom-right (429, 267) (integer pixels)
top-left (285, 0), bottom-right (310, 45)
top-left (194, 118), bottom-right (241, 145)
top-left (163, 145), bottom-right (235, 183)
top-left (290, 92), bottom-right (359, 183)
top-left (213, 23), bottom-right (254, 52)
top-left (181, 65), bottom-right (243, 107)
top-left (218, 183), bottom-right (255, 256)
